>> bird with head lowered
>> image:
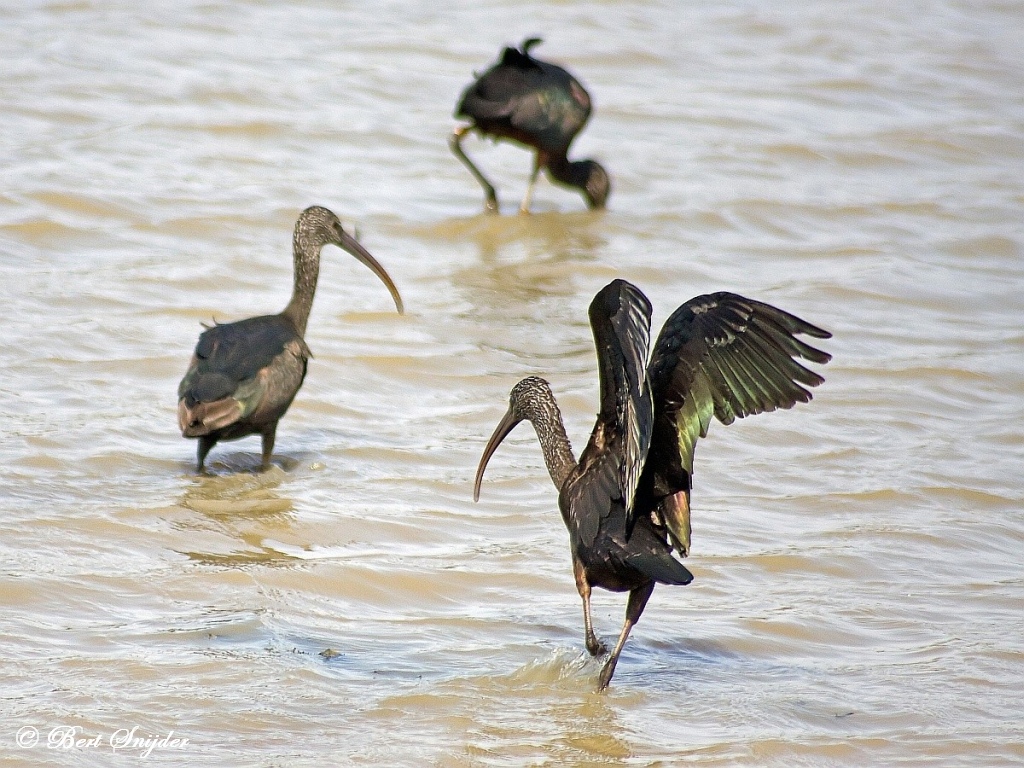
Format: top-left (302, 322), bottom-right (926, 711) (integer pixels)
top-left (450, 37), bottom-right (610, 214)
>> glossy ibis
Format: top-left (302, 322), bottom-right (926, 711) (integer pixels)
top-left (474, 279), bottom-right (831, 689)
top-left (450, 37), bottom-right (610, 214)
top-left (177, 205), bottom-right (404, 472)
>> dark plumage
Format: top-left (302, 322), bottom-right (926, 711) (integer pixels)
top-left (177, 206), bottom-right (403, 472)
top-left (450, 37), bottom-right (610, 213)
top-left (474, 279), bottom-right (831, 689)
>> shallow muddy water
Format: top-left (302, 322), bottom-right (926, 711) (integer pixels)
top-left (2, 1), bottom-right (1023, 765)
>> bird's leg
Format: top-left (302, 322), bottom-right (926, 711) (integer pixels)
top-left (597, 581), bottom-right (655, 691)
top-left (197, 436), bottom-right (216, 473)
top-left (574, 558), bottom-right (606, 656)
top-left (519, 152), bottom-right (544, 214)
top-left (259, 423), bottom-right (278, 471)
top-left (449, 126), bottom-right (499, 213)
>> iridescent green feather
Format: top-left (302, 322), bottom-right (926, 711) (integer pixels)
top-left (234, 376), bottom-right (267, 419)
top-left (675, 371), bottom-right (714, 481)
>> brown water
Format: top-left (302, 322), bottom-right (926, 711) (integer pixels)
top-left (2, 1), bottom-right (1023, 766)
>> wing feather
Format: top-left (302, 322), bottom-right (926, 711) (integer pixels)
top-left (179, 315), bottom-right (305, 402)
top-left (729, 340), bottom-right (788, 411)
top-left (581, 280), bottom-right (654, 522)
top-left (636, 292), bottom-right (831, 549)
top-left (742, 328), bottom-right (823, 390)
top-left (456, 39), bottom-right (591, 153)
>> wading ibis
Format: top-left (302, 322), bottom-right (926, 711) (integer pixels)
top-left (474, 279), bottom-right (830, 689)
top-left (177, 205), bottom-right (403, 472)
top-left (450, 38), bottom-right (610, 214)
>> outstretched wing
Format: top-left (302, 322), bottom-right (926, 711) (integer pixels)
top-left (635, 292), bottom-right (832, 553)
top-left (580, 279), bottom-right (654, 524)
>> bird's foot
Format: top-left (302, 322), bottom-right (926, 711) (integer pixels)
top-left (585, 636), bottom-right (607, 657)
top-left (484, 195), bottom-right (499, 214)
top-left (597, 658), bottom-right (617, 691)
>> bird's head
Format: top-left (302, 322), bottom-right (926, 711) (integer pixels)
top-left (296, 205), bottom-right (346, 247)
top-left (580, 161), bottom-right (610, 209)
top-left (294, 205), bottom-right (404, 314)
top-left (473, 376), bottom-right (559, 501)
top-left (507, 376), bottom-right (558, 423)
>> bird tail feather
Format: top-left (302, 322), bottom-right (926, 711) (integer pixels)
top-left (625, 552), bottom-right (694, 586)
top-left (178, 397), bottom-right (242, 437)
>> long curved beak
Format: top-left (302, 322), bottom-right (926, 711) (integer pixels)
top-left (473, 407), bottom-right (521, 502)
top-left (338, 229), bottom-right (404, 314)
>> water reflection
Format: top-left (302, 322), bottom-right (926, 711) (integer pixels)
top-left (414, 210), bottom-right (608, 302)
top-left (369, 649), bottom-right (637, 762)
top-left (177, 467), bottom-right (299, 565)
top-left (177, 442), bottom-right (306, 476)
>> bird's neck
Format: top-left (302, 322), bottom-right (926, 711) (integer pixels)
top-left (546, 154), bottom-right (588, 192)
top-left (281, 236), bottom-right (321, 337)
top-left (529, 394), bottom-right (578, 491)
